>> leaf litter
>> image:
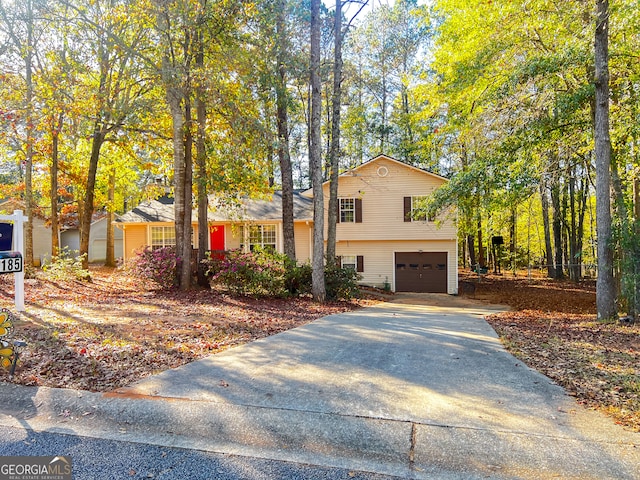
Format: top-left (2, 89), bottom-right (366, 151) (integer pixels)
top-left (462, 271), bottom-right (639, 431)
top-left (0, 267), bottom-right (376, 393)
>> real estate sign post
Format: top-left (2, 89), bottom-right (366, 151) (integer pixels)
top-left (0, 210), bottom-right (25, 311)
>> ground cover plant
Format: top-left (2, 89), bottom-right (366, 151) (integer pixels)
top-left (0, 267), bottom-right (374, 392)
top-left (461, 271), bottom-right (640, 431)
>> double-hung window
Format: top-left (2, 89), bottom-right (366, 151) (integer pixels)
top-left (338, 198), bottom-right (362, 223)
top-left (340, 254), bottom-right (364, 273)
top-left (151, 226), bottom-right (175, 249)
top-left (404, 196), bottom-right (434, 222)
top-left (243, 225), bottom-right (277, 252)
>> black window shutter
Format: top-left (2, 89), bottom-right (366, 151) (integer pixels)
top-left (356, 255), bottom-right (364, 272)
top-left (336, 199), bottom-right (340, 224)
top-left (337, 256), bottom-right (342, 267)
top-left (403, 197), bottom-right (412, 222)
top-left (355, 198), bottom-right (363, 223)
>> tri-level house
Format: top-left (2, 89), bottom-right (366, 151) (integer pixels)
top-left (116, 155), bottom-right (458, 294)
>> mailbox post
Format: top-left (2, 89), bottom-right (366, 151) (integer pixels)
top-left (0, 210), bottom-right (25, 311)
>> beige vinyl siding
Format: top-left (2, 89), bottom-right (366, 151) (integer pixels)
top-left (336, 239), bottom-right (458, 294)
top-left (322, 158), bottom-right (456, 242)
top-left (294, 222), bottom-right (312, 263)
top-left (225, 223), bottom-right (242, 250)
top-left (122, 224), bottom-right (147, 261)
top-left (32, 217), bottom-right (52, 266)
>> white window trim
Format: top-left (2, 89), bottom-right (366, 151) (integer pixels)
top-left (150, 225), bottom-right (175, 249)
top-left (339, 198), bottom-right (356, 223)
top-left (242, 224), bottom-right (277, 252)
top-left (411, 195), bottom-right (431, 222)
top-left (341, 255), bottom-right (357, 270)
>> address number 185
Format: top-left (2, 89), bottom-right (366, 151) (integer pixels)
top-left (0, 252), bottom-right (23, 274)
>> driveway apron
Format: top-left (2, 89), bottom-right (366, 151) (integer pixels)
top-left (0, 294), bottom-right (638, 479)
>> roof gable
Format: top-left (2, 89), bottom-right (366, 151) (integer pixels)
top-left (347, 155), bottom-right (448, 182)
top-left (302, 154), bottom-right (447, 197)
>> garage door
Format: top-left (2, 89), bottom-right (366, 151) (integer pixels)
top-left (395, 252), bottom-right (448, 293)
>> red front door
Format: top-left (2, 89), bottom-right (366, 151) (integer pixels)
top-left (209, 225), bottom-right (225, 251)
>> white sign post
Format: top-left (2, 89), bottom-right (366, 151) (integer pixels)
top-left (0, 210), bottom-right (25, 311)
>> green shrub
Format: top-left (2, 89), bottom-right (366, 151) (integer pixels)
top-left (325, 263), bottom-right (361, 300)
top-left (285, 261), bottom-right (312, 296)
top-left (41, 248), bottom-right (91, 282)
top-left (207, 249), bottom-right (360, 300)
top-left (209, 249), bottom-right (289, 297)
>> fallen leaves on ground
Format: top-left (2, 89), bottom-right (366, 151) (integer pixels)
top-left (462, 271), bottom-right (640, 431)
top-left (0, 267), bottom-right (378, 392)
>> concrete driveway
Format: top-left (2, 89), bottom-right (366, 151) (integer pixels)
top-left (1, 294), bottom-right (638, 479)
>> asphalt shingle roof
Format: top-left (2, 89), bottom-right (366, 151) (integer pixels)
top-left (117, 192), bottom-right (313, 223)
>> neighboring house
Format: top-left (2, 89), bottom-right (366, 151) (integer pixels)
top-left (116, 155), bottom-right (458, 293)
top-left (0, 199), bottom-right (52, 266)
top-left (60, 216), bottom-right (124, 263)
top-left (0, 199), bottom-right (123, 265)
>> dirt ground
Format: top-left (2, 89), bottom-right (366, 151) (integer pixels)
top-left (0, 267), bottom-right (637, 431)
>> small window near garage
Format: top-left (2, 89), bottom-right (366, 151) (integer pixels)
top-left (341, 255), bottom-right (364, 272)
top-left (437, 263), bottom-right (446, 270)
top-left (342, 255), bottom-right (357, 269)
top-left (423, 264), bottom-right (432, 270)
top-left (397, 263), bottom-right (406, 270)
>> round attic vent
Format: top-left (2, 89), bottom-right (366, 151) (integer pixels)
top-left (377, 166), bottom-right (389, 177)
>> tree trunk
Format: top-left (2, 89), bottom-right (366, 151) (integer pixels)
top-left (540, 177), bottom-right (555, 277)
top-left (23, 0), bottom-right (34, 267)
top-left (276, 0), bottom-right (296, 261)
top-left (310, 0), bottom-right (325, 302)
top-left (166, 85), bottom-right (188, 289)
top-left (182, 97), bottom-right (194, 289)
top-left (477, 215), bottom-right (485, 268)
top-left (576, 175), bottom-right (588, 280)
top-left (80, 121), bottom-right (105, 270)
top-left (467, 234), bottom-right (476, 268)
top-left (568, 163), bottom-right (578, 281)
top-left (105, 170), bottom-right (116, 267)
top-left (509, 206), bottom-right (516, 274)
top-left (326, 0), bottom-right (343, 267)
top-left (80, 27), bottom-right (111, 271)
top-left (550, 153), bottom-right (564, 279)
top-left (195, 29), bottom-right (209, 288)
top-left (594, 0), bottom-right (616, 320)
top-left (50, 121), bottom-right (60, 257)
